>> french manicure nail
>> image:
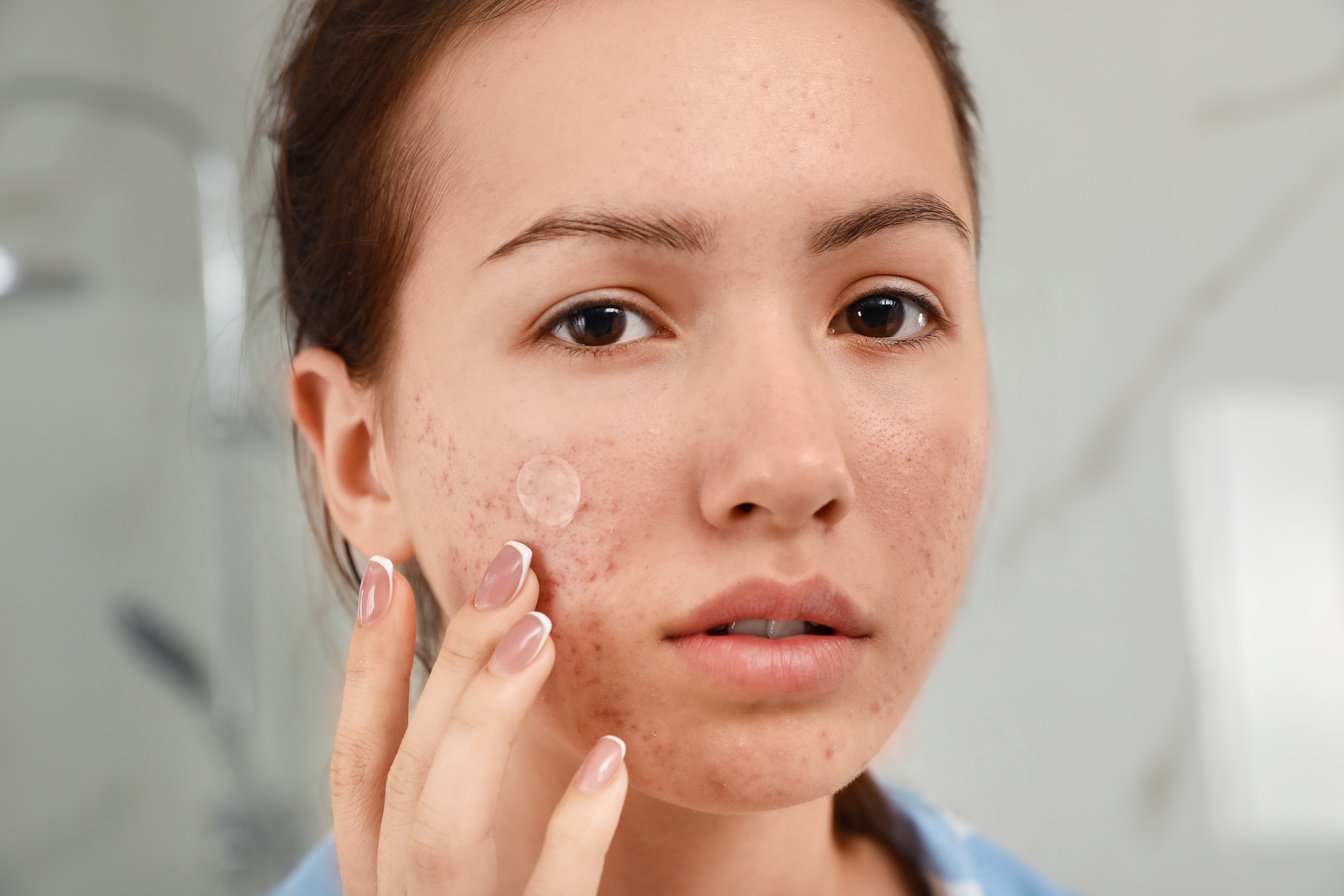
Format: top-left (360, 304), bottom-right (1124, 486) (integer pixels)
top-left (488, 611), bottom-right (551, 676)
top-left (475, 541), bottom-right (532, 610)
top-left (575, 735), bottom-right (626, 791)
top-left (358, 556), bottom-right (394, 626)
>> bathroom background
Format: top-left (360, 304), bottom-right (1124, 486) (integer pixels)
top-left (1, 0), bottom-right (1341, 893)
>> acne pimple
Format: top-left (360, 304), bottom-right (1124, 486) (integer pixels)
top-left (515, 454), bottom-right (581, 527)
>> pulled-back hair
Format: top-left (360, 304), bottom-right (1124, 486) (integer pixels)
top-left (259, 0), bottom-right (982, 880)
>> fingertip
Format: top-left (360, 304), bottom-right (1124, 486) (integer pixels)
top-left (575, 734), bottom-right (628, 792)
top-left (505, 539), bottom-right (534, 574)
top-left (390, 568), bottom-right (423, 647)
top-left (356, 555), bottom-right (396, 627)
top-left (605, 735), bottom-right (627, 763)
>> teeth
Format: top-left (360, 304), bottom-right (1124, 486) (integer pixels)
top-left (706, 619), bottom-right (834, 638)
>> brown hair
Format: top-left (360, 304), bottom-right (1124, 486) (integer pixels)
top-left (261, 0), bottom-right (981, 881)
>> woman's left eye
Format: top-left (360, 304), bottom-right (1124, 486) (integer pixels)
top-left (546, 301), bottom-right (658, 349)
top-left (540, 287), bottom-right (946, 357)
top-left (828, 289), bottom-right (944, 345)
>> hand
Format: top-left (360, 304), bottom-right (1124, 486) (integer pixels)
top-left (328, 543), bottom-right (629, 895)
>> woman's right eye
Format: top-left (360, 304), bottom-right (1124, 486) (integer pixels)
top-left (546, 300), bottom-right (659, 351)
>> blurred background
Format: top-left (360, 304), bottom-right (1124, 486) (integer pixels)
top-left (1, 0), bottom-right (1341, 893)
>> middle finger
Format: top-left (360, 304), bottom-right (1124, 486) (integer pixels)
top-left (379, 542), bottom-right (541, 845)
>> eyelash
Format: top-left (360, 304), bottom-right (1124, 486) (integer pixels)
top-left (837, 287), bottom-right (952, 355)
top-left (536, 288), bottom-right (951, 359)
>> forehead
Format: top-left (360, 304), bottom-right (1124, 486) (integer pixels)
top-left (412, 0), bottom-right (970, 262)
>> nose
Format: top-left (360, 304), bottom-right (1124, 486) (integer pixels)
top-left (696, 313), bottom-right (856, 535)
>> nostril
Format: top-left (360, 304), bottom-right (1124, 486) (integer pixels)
top-left (816, 498), bottom-right (843, 524)
top-left (733, 502), bottom-right (756, 516)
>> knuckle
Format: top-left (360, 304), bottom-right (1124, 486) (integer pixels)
top-left (436, 635), bottom-right (483, 675)
top-left (382, 763), bottom-right (422, 813)
top-left (345, 650), bottom-right (382, 681)
top-left (408, 811), bottom-right (473, 877)
top-left (329, 735), bottom-right (375, 795)
top-left (409, 833), bottom-right (452, 879)
top-left (446, 703), bottom-right (492, 739)
top-left (341, 655), bottom-right (384, 698)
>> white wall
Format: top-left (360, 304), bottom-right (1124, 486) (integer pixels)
top-left (1, 1), bottom-right (1340, 893)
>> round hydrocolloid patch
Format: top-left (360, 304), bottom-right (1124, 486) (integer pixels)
top-left (515, 454), bottom-right (581, 527)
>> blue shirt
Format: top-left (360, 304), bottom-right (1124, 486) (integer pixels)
top-left (266, 778), bottom-right (1079, 895)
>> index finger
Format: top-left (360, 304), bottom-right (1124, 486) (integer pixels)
top-left (329, 556), bottom-right (417, 896)
top-left (376, 542), bottom-right (541, 857)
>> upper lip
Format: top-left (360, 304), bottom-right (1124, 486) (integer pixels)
top-left (665, 574), bottom-right (869, 638)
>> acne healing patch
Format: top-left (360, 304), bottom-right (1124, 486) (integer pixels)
top-left (515, 454), bottom-right (581, 527)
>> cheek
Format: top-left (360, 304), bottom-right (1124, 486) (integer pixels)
top-left (533, 604), bottom-right (645, 745)
top-left (857, 403), bottom-right (989, 672)
top-left (395, 390), bottom-right (656, 622)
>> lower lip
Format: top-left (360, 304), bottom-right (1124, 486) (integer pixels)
top-left (663, 633), bottom-right (866, 695)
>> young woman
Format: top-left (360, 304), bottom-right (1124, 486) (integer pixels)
top-left (264, 0), bottom-right (1077, 893)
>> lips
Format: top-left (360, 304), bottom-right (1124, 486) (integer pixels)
top-left (664, 574), bottom-right (868, 639)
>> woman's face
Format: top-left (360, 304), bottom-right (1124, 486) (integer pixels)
top-left (376, 0), bottom-right (989, 811)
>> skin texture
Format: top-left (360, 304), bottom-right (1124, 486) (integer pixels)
top-left (290, 0), bottom-right (990, 892)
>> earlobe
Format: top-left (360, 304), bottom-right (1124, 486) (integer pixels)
top-left (287, 347), bottom-right (414, 563)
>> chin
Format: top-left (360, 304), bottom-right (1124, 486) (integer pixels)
top-left (632, 760), bottom-right (863, 815)
top-left (613, 719), bottom-right (882, 814)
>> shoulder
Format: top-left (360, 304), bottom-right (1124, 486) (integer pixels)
top-left (874, 778), bottom-right (1082, 896)
top-left (264, 833), bottom-right (341, 896)
top-left (265, 784), bottom-right (1081, 896)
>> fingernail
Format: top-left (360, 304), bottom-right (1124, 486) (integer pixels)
top-left (487, 611), bottom-right (551, 676)
top-left (474, 540), bottom-right (532, 610)
top-left (575, 735), bottom-right (626, 792)
top-left (358, 556), bottom-right (394, 626)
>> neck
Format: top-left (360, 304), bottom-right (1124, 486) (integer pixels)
top-left (493, 719), bottom-right (915, 896)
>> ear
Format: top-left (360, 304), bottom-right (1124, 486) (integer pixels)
top-left (287, 346), bottom-right (414, 564)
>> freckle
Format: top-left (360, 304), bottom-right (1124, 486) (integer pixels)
top-left (593, 642), bottom-right (602, 653)
top-left (870, 700), bottom-right (881, 714)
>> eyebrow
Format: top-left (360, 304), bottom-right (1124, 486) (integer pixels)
top-left (478, 190), bottom-right (972, 266)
